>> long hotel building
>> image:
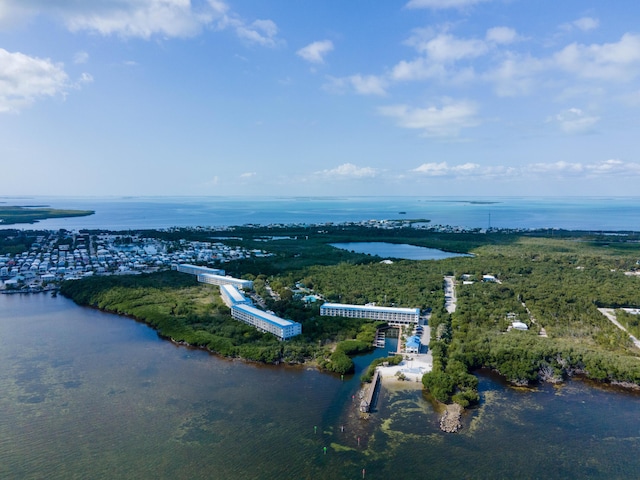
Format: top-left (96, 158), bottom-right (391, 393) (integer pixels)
top-left (197, 273), bottom-right (254, 290)
top-left (231, 304), bottom-right (302, 340)
top-left (320, 302), bottom-right (420, 326)
top-left (174, 263), bottom-right (225, 276)
top-left (219, 284), bottom-right (251, 308)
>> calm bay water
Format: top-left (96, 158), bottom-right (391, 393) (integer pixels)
top-left (2, 294), bottom-right (640, 479)
top-left (1, 196), bottom-right (639, 231)
top-left (330, 242), bottom-right (472, 260)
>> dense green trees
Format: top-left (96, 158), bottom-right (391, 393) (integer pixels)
top-left (60, 271), bottom-right (383, 371)
top-left (59, 226), bottom-right (640, 402)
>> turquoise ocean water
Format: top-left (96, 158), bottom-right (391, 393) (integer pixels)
top-left (1, 196), bottom-right (639, 231)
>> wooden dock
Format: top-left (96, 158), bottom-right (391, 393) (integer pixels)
top-left (374, 329), bottom-right (386, 348)
top-left (360, 369), bottom-right (381, 413)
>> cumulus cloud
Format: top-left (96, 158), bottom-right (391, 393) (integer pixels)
top-left (231, 18), bottom-right (280, 47)
top-left (388, 26), bottom-right (521, 85)
top-left (405, 28), bottom-right (491, 62)
top-left (485, 53), bottom-right (548, 96)
top-left (412, 162), bottom-right (481, 176)
top-left (525, 159), bottom-right (640, 177)
top-left (391, 57), bottom-right (447, 82)
top-left (323, 74), bottom-right (388, 95)
top-left (316, 163), bottom-right (379, 178)
top-left (553, 33), bottom-right (640, 81)
top-left (405, 0), bottom-right (492, 9)
top-left (0, 48), bottom-right (71, 113)
top-left (483, 33), bottom-right (640, 96)
top-left (378, 99), bottom-right (479, 137)
top-left (561, 16), bottom-right (600, 33)
top-left (73, 51), bottom-right (89, 64)
top-left (297, 40), bottom-right (334, 64)
top-left (409, 159), bottom-right (640, 180)
top-left (486, 26), bottom-right (518, 45)
top-left (0, 0), bottom-right (280, 45)
top-left (549, 108), bottom-right (600, 134)
top-left (239, 172), bottom-right (256, 178)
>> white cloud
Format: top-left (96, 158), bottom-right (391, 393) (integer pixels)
top-left (77, 72), bottom-right (94, 86)
top-left (574, 17), bottom-right (599, 32)
top-left (73, 51), bottom-right (89, 64)
top-left (406, 30), bottom-right (489, 62)
top-left (378, 99), bottom-right (479, 137)
top-left (231, 18), bottom-right (280, 47)
top-left (526, 161), bottom-right (585, 175)
top-left (349, 74), bottom-right (387, 95)
top-left (297, 40), bottom-right (334, 64)
top-left (0, 48), bottom-right (70, 113)
top-left (240, 172), bottom-right (256, 178)
top-left (486, 26), bottom-right (518, 45)
top-left (0, 0), bottom-right (280, 45)
top-left (549, 108), bottom-right (600, 134)
top-left (485, 53), bottom-right (548, 96)
top-left (526, 159), bottom-right (640, 177)
top-left (390, 27), bottom-right (518, 84)
top-left (410, 159), bottom-right (640, 180)
top-left (412, 162), bottom-right (481, 176)
top-left (405, 0), bottom-right (492, 9)
top-left (586, 159), bottom-right (640, 176)
top-left (323, 74), bottom-right (388, 96)
top-left (316, 163), bottom-right (379, 178)
top-left (554, 33), bottom-right (640, 81)
top-left (391, 57), bottom-right (446, 82)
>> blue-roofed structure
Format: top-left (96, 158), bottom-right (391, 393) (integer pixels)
top-left (405, 335), bottom-right (421, 354)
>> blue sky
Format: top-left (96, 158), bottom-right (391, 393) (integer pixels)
top-left (2, 0), bottom-right (640, 197)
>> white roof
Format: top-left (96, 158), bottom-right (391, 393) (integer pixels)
top-left (233, 304), bottom-right (298, 327)
top-left (321, 302), bottom-right (419, 315)
top-left (220, 284), bottom-right (246, 302)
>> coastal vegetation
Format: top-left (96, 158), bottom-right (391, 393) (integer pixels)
top-left (56, 224), bottom-right (640, 403)
top-left (59, 270), bottom-right (377, 374)
top-left (0, 206), bottom-right (94, 225)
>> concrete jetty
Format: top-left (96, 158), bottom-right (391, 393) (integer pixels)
top-left (360, 369), bottom-right (381, 413)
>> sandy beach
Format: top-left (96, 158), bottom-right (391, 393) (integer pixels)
top-left (378, 351), bottom-right (433, 385)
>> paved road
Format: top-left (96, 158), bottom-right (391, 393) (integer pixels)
top-left (598, 308), bottom-right (640, 349)
top-left (444, 276), bottom-right (457, 313)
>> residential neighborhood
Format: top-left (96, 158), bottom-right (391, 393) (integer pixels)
top-left (0, 230), bottom-right (268, 293)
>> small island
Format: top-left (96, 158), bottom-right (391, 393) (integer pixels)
top-left (0, 205), bottom-right (94, 225)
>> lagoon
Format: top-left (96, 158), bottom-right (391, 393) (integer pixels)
top-left (330, 242), bottom-right (471, 260)
top-left (3, 294), bottom-right (640, 479)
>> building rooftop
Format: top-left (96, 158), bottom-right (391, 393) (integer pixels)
top-left (321, 302), bottom-right (419, 315)
top-left (233, 304), bottom-right (298, 328)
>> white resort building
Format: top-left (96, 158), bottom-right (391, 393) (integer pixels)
top-left (197, 273), bottom-right (254, 290)
top-left (320, 302), bottom-right (420, 326)
top-left (174, 263), bottom-right (225, 276)
top-left (174, 263), bottom-right (253, 290)
top-left (176, 263), bottom-right (298, 340)
top-left (231, 304), bottom-right (302, 340)
top-left (219, 284), bottom-right (251, 308)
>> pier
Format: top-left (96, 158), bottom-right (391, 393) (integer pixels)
top-left (360, 369), bottom-right (381, 413)
top-left (374, 328), bottom-right (386, 348)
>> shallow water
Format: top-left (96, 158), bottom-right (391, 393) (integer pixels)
top-left (330, 242), bottom-right (471, 260)
top-left (2, 294), bottom-right (640, 479)
top-left (2, 196), bottom-right (639, 231)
